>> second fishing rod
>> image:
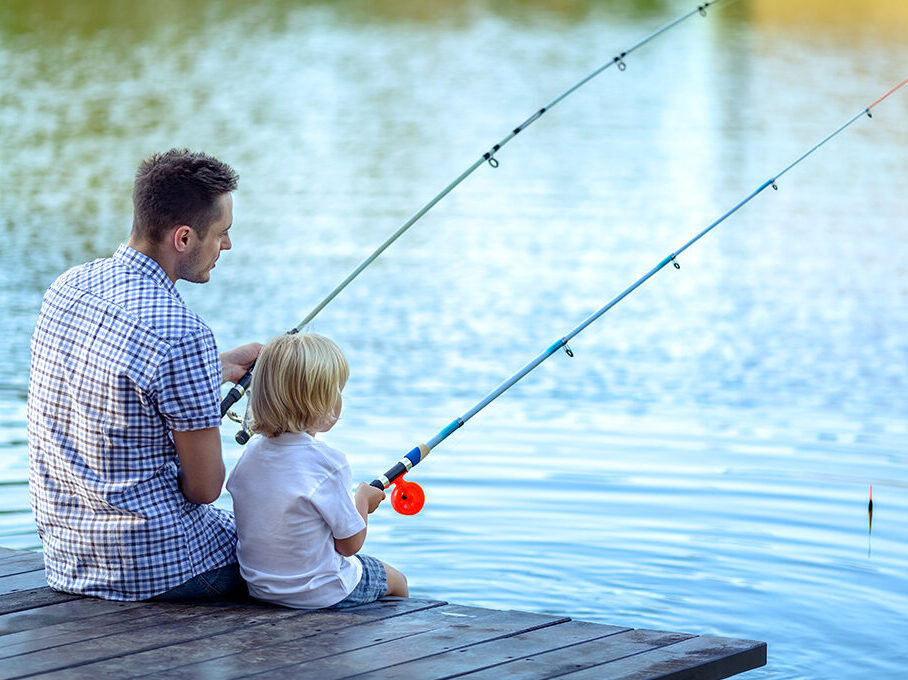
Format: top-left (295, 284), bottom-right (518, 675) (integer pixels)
top-left (220, 0), bottom-right (725, 427)
top-left (370, 76), bottom-right (908, 515)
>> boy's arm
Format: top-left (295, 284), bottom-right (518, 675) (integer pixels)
top-left (334, 483), bottom-right (385, 557)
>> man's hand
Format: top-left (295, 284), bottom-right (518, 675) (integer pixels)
top-left (220, 342), bottom-right (262, 385)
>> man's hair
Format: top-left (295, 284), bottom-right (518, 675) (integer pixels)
top-left (250, 333), bottom-right (350, 438)
top-left (131, 148), bottom-right (239, 242)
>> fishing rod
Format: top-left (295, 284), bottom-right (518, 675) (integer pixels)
top-left (371, 76), bottom-right (908, 515)
top-left (220, 0), bottom-right (725, 424)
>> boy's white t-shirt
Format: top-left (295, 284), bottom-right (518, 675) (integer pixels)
top-left (226, 431), bottom-right (366, 609)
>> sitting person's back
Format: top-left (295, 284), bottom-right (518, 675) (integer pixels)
top-left (27, 149), bottom-right (260, 601)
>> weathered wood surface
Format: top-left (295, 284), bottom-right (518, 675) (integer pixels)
top-left (0, 547), bottom-right (766, 679)
top-left (0, 549), bottom-right (80, 618)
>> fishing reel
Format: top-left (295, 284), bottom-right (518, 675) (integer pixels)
top-left (225, 400), bottom-right (253, 444)
top-left (389, 473), bottom-right (425, 515)
top-left (371, 443), bottom-right (431, 515)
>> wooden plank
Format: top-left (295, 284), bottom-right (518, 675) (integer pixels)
top-left (17, 598), bottom-right (447, 680)
top-left (0, 565), bottom-right (84, 619)
top-left (0, 600), bottom-right (314, 679)
top-left (0, 569), bottom-right (49, 595)
top-left (451, 629), bottom-right (697, 680)
top-left (0, 552), bottom-right (45, 576)
top-left (236, 607), bottom-right (571, 680)
top-left (351, 619), bottom-right (632, 680)
top-left (124, 603), bottom-right (522, 680)
top-left (0, 601), bottom-right (253, 659)
top-left (0, 588), bottom-right (81, 617)
top-left (0, 597), bottom-right (141, 637)
top-left (552, 635), bottom-right (767, 680)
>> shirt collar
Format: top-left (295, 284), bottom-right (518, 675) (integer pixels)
top-left (268, 431), bottom-right (317, 446)
top-left (112, 243), bottom-right (183, 303)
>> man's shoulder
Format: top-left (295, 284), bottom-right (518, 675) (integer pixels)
top-left (54, 255), bottom-right (210, 343)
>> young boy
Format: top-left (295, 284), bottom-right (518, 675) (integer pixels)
top-left (226, 333), bottom-right (408, 609)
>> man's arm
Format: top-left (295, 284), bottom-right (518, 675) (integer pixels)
top-left (172, 428), bottom-right (225, 504)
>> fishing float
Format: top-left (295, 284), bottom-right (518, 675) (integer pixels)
top-left (372, 77), bottom-right (908, 515)
top-left (868, 484), bottom-right (873, 557)
top-left (220, 0), bottom-right (726, 427)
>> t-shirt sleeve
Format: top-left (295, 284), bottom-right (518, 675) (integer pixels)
top-left (154, 327), bottom-right (222, 431)
top-left (310, 470), bottom-right (367, 540)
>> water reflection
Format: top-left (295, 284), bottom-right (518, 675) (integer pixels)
top-left (751, 0), bottom-right (908, 37)
top-left (0, 0), bottom-right (697, 41)
top-left (1, 1), bottom-right (907, 678)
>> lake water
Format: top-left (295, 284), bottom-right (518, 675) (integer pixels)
top-left (2, 0), bottom-right (907, 677)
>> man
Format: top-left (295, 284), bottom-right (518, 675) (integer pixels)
top-left (27, 149), bottom-right (260, 601)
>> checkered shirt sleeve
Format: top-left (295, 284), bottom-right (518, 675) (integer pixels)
top-left (156, 329), bottom-right (223, 432)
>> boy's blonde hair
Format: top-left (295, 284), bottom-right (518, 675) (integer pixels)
top-left (249, 333), bottom-right (349, 437)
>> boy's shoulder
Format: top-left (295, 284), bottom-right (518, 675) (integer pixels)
top-left (306, 437), bottom-right (350, 473)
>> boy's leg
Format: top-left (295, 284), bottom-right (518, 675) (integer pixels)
top-left (330, 554), bottom-right (392, 608)
top-left (382, 561), bottom-right (408, 598)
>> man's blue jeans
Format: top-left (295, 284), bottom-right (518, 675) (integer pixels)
top-left (151, 562), bottom-right (247, 601)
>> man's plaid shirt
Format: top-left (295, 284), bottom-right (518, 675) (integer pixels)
top-left (27, 244), bottom-right (236, 600)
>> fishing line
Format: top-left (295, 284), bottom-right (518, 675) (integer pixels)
top-left (372, 77), bottom-right (908, 515)
top-left (220, 0), bottom-right (726, 422)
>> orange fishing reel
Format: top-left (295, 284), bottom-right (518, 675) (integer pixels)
top-left (390, 473), bottom-right (425, 515)
top-left (371, 443), bottom-right (431, 515)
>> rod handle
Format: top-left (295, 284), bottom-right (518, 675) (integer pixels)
top-left (369, 444), bottom-right (430, 491)
top-left (220, 367), bottom-right (254, 418)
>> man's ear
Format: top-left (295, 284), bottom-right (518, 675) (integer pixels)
top-left (172, 225), bottom-right (193, 253)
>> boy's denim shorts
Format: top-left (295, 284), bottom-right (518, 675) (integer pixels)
top-left (330, 554), bottom-right (387, 609)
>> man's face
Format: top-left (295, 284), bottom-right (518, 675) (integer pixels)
top-left (180, 193), bottom-right (233, 284)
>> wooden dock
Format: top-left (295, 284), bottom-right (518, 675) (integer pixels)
top-left (1, 547), bottom-right (766, 679)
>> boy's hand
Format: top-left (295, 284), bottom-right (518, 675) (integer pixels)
top-left (355, 483), bottom-right (386, 514)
